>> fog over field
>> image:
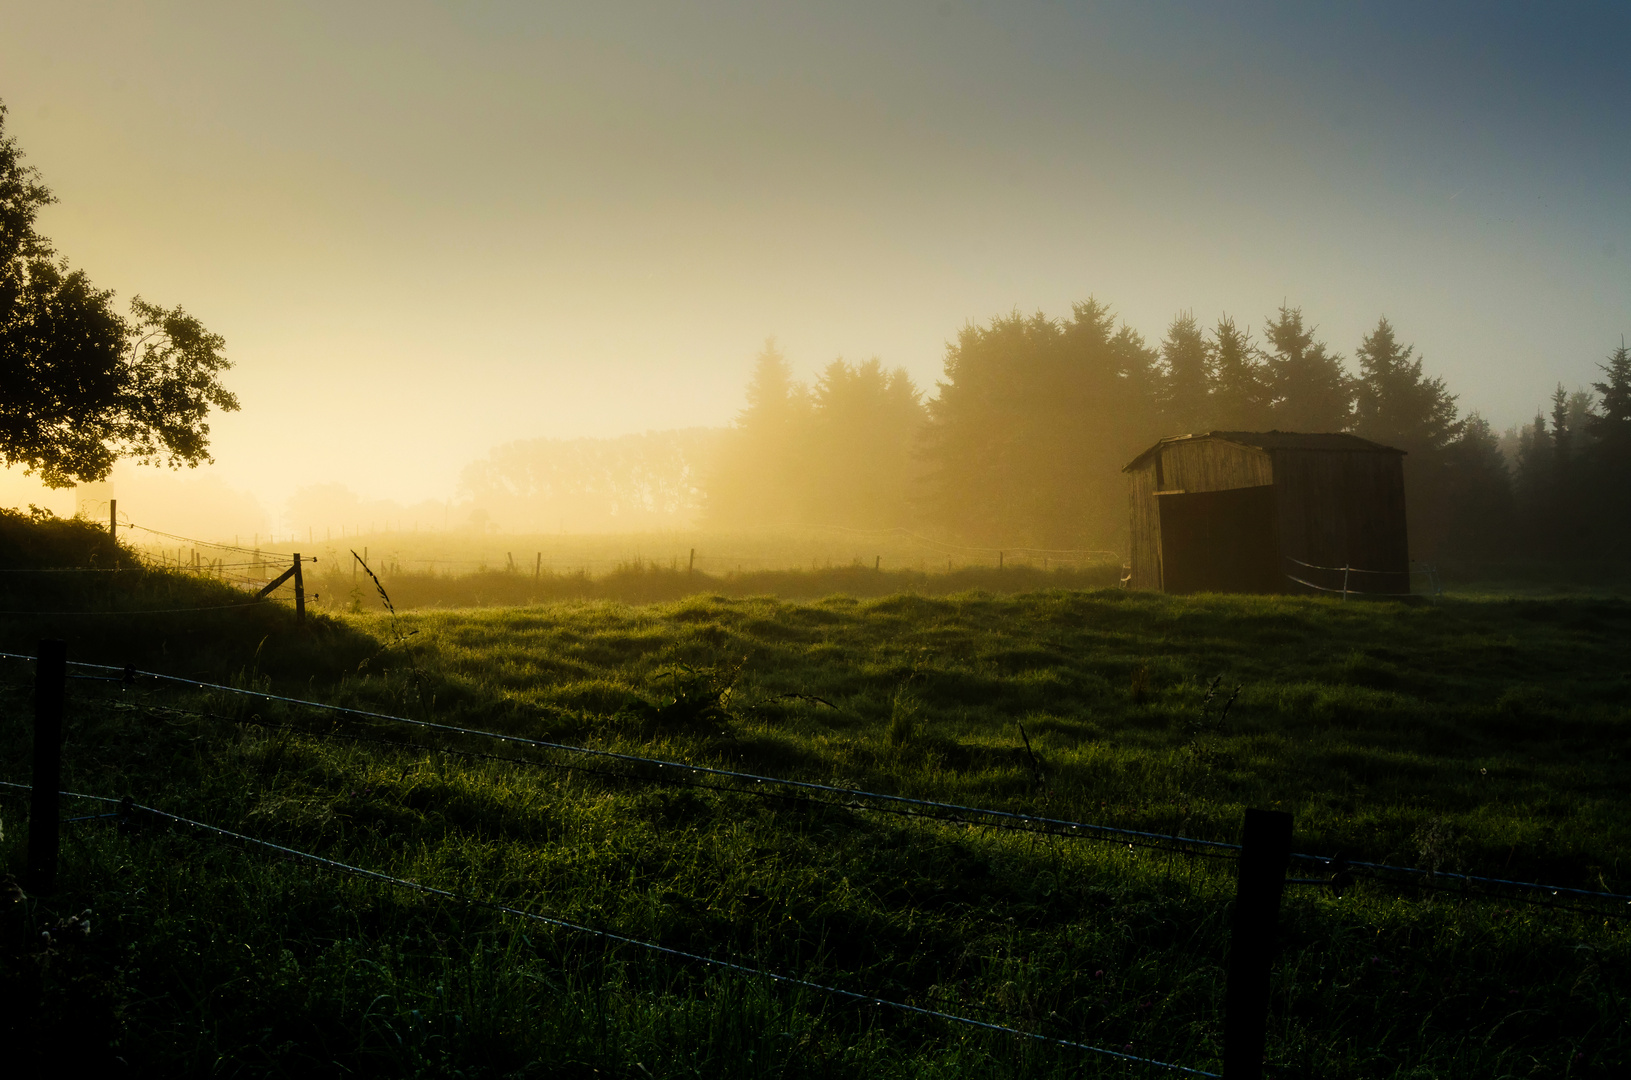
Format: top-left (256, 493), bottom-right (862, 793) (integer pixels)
top-left (1, 2), bottom-right (1627, 556)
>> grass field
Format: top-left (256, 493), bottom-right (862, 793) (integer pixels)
top-left (121, 523), bottom-right (1123, 609)
top-left (1, 512), bottom-right (1628, 1077)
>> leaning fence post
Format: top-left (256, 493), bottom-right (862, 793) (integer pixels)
top-left (1222, 807), bottom-right (1293, 1080)
top-left (292, 553), bottom-right (305, 623)
top-left (27, 640), bottom-right (68, 894)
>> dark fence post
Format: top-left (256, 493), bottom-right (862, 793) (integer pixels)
top-left (688, 548), bottom-right (695, 576)
top-left (1223, 807), bottom-right (1293, 1079)
top-left (109, 498), bottom-right (117, 540)
top-left (27, 640), bottom-right (68, 894)
top-left (292, 553), bottom-right (305, 623)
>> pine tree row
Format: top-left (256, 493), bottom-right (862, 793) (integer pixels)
top-left (706, 302), bottom-right (1631, 562)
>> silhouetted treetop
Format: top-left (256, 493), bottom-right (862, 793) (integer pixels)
top-left (0, 100), bottom-right (238, 487)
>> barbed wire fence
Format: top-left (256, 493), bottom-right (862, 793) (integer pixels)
top-left (3, 643), bottom-right (1627, 1075)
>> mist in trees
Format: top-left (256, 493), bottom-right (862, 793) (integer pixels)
top-left (699, 303), bottom-right (1625, 566)
top-left (459, 429), bottom-right (723, 532)
top-left (704, 341), bottom-right (925, 530)
top-left (918, 301), bottom-right (1157, 547)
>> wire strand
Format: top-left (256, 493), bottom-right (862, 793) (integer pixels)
top-left (4, 653), bottom-right (1239, 855)
top-left (0, 779), bottom-right (1218, 1079)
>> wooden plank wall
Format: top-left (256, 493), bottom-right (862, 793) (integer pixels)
top-left (1272, 450), bottom-right (1409, 593)
top-left (1126, 459), bottom-right (1163, 589)
top-left (1160, 440), bottom-right (1274, 493)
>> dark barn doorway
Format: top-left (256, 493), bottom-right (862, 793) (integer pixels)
top-left (1157, 485), bottom-right (1281, 593)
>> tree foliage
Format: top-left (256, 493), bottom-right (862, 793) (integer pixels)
top-left (0, 101), bottom-right (237, 487)
top-left (920, 301), bottom-right (1157, 546)
top-left (1263, 305), bottom-right (1352, 433)
top-left (1157, 311), bottom-right (1209, 435)
top-left (1352, 318), bottom-right (1460, 454)
top-left (1207, 315), bottom-right (1270, 430)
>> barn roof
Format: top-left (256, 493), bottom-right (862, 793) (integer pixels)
top-left (1122, 430), bottom-right (1404, 471)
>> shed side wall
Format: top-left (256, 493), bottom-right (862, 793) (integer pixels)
top-left (1273, 450), bottom-right (1409, 592)
top-left (1159, 440), bottom-right (1274, 493)
top-left (1127, 459), bottom-right (1162, 589)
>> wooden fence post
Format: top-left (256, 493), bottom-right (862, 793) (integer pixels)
top-left (535, 552), bottom-right (541, 579)
top-left (27, 640), bottom-right (67, 894)
top-left (292, 553), bottom-right (305, 623)
top-left (108, 498), bottom-right (117, 540)
top-left (688, 548), bottom-right (695, 576)
top-left (1223, 807), bottom-right (1293, 1079)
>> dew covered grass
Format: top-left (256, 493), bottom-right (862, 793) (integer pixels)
top-left (2, 579), bottom-right (1628, 1077)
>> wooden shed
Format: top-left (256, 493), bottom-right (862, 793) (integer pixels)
top-left (1122, 431), bottom-right (1408, 595)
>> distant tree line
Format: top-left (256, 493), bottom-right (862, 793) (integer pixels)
top-left (1505, 341), bottom-right (1631, 560)
top-left (459, 429), bottom-right (723, 533)
top-left (704, 303), bottom-right (1630, 562)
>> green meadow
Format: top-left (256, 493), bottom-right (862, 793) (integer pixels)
top-left (1, 514), bottom-right (1627, 1077)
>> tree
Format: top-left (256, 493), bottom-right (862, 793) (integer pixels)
top-left (1157, 311), bottom-right (1209, 435)
top-left (703, 339), bottom-right (812, 526)
top-left (0, 101), bottom-right (237, 488)
top-left (1549, 383), bottom-right (1573, 478)
top-left (803, 358), bottom-right (925, 529)
top-left (1352, 318), bottom-right (1460, 453)
top-left (1261, 305), bottom-right (1352, 432)
top-left (1352, 317), bottom-right (1461, 557)
top-left (1588, 338), bottom-right (1631, 453)
top-left (920, 299), bottom-right (1158, 546)
top-left (1583, 339), bottom-right (1631, 550)
top-left (1207, 316), bottom-right (1270, 430)
top-left (1439, 413), bottom-right (1513, 559)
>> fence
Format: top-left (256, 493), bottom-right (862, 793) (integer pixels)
top-left (0, 516), bottom-right (316, 619)
top-left (4, 643), bottom-right (1626, 1076)
top-left (1283, 556), bottom-right (1443, 600)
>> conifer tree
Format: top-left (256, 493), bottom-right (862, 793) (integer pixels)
top-left (1208, 316), bottom-right (1269, 430)
top-left (805, 358), bottom-right (924, 528)
top-left (1158, 311), bottom-right (1209, 434)
top-left (704, 339), bottom-right (811, 526)
top-left (1588, 339), bottom-right (1631, 468)
top-left (1262, 305), bottom-right (1352, 433)
top-left (1512, 409), bottom-right (1551, 553)
top-left (1353, 318), bottom-right (1461, 556)
top-left (1586, 338), bottom-right (1631, 547)
top-left (1549, 384), bottom-right (1572, 478)
top-left (1352, 318), bottom-right (1460, 453)
top-left (1440, 413), bottom-right (1513, 558)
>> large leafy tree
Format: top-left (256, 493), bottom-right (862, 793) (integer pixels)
top-left (1262, 305), bottom-right (1352, 433)
top-left (0, 101), bottom-right (237, 488)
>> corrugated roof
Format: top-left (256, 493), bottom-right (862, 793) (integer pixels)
top-left (1122, 430), bottom-right (1404, 471)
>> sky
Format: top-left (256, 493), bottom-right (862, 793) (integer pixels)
top-left (1, 0), bottom-right (1627, 529)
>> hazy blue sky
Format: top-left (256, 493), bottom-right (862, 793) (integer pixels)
top-left (2, 1), bottom-right (1627, 517)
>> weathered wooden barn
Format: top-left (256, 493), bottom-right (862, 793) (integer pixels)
top-left (1122, 431), bottom-right (1409, 595)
